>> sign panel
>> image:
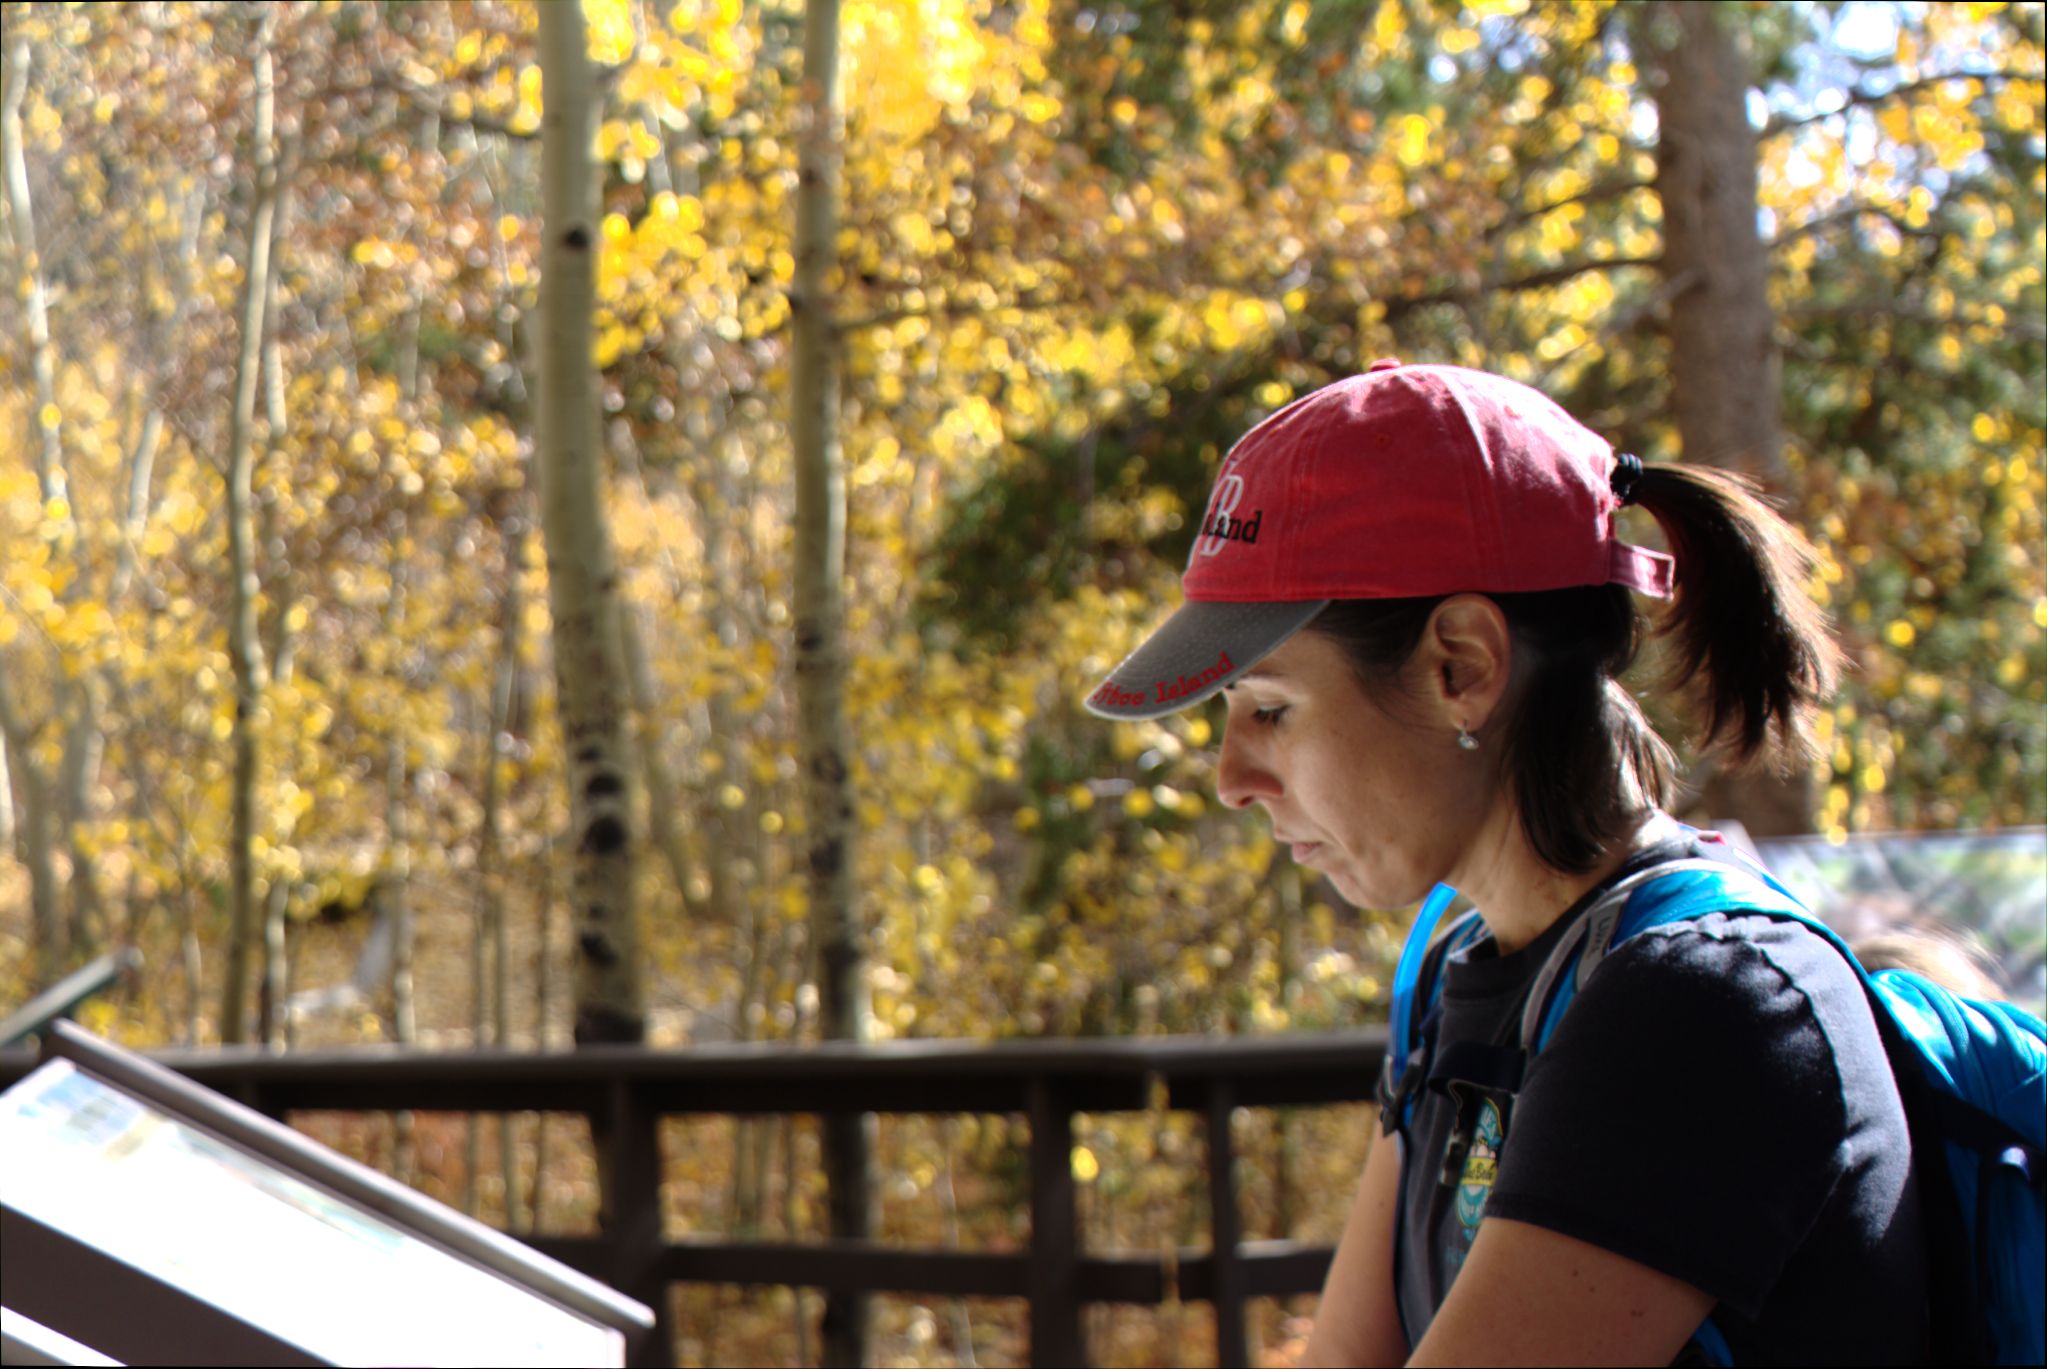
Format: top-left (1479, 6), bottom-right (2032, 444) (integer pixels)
top-left (0, 1028), bottom-right (651, 1367)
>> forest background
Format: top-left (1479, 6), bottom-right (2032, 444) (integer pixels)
top-left (1, 1), bottom-right (2043, 1365)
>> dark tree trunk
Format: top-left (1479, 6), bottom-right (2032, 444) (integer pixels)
top-left (1634, 1), bottom-right (1815, 837)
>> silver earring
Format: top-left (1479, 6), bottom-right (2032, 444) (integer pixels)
top-left (1456, 726), bottom-right (1479, 751)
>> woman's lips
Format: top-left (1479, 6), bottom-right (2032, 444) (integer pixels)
top-left (1289, 841), bottom-right (1322, 863)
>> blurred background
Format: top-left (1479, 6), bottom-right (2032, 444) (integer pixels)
top-left (1, 2), bottom-right (2041, 1363)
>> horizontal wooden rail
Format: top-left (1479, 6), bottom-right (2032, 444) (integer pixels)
top-left (0, 1030), bottom-right (1387, 1366)
top-left (527, 1234), bottom-right (1339, 1301)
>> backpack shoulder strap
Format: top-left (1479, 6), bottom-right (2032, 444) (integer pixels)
top-left (1388, 884), bottom-right (1460, 1066)
top-left (1520, 857), bottom-right (1808, 1054)
top-left (1379, 900), bottom-right (1487, 1136)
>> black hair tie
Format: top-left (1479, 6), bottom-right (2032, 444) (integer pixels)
top-left (1611, 452), bottom-right (1644, 507)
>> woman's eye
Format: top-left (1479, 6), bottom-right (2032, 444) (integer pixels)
top-left (1252, 705), bottom-right (1288, 727)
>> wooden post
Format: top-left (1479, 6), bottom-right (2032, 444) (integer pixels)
top-left (1207, 1083), bottom-right (1250, 1368)
top-left (1028, 1078), bottom-right (1084, 1367)
top-left (599, 1076), bottom-right (671, 1368)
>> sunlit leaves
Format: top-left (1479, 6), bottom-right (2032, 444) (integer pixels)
top-left (1, 1), bottom-right (2039, 1076)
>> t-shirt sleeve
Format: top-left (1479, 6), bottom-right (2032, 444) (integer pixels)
top-left (1482, 917), bottom-right (1849, 1317)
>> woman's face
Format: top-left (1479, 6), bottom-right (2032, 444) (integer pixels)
top-left (1215, 629), bottom-right (1494, 909)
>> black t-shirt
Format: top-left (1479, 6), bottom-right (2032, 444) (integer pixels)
top-left (1393, 837), bottom-right (1929, 1364)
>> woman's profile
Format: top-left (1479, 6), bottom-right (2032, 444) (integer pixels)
top-left (1085, 360), bottom-right (1926, 1364)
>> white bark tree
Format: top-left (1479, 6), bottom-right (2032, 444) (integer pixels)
top-left (792, 0), bottom-right (873, 1361)
top-left (537, 0), bottom-right (645, 1045)
top-left (219, 3), bottom-right (281, 1043)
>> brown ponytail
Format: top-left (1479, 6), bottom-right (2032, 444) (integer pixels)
top-left (1627, 464), bottom-right (1843, 772)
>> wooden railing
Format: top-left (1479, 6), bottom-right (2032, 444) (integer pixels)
top-left (0, 1031), bottom-right (1388, 1366)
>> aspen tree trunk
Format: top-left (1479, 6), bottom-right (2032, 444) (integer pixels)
top-left (58, 690), bottom-right (106, 956)
top-left (112, 408), bottom-right (165, 604)
top-left (383, 109), bottom-right (435, 1053)
top-left (473, 507), bottom-right (524, 1224)
top-left (219, 4), bottom-right (280, 1044)
top-left (113, 183), bottom-right (197, 601)
top-left (620, 588), bottom-right (695, 915)
top-left (1633, 2), bottom-right (1816, 837)
top-left (0, 721), bottom-right (14, 850)
top-left (792, 0), bottom-right (872, 1361)
top-left (256, 169), bottom-right (299, 1050)
top-left (498, 509), bottom-right (531, 1232)
top-left (538, 0), bottom-right (645, 1044)
top-left (529, 848), bottom-right (560, 1231)
top-left (180, 870), bottom-right (201, 1045)
top-left (258, 175), bottom-right (301, 688)
top-left (257, 879), bottom-right (289, 1048)
top-left (0, 674), bottom-right (60, 985)
top-left (3, 34), bottom-right (65, 512)
top-left (4, 31), bottom-right (92, 982)
top-left (385, 557), bottom-right (416, 1049)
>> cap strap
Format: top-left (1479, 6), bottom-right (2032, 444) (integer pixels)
top-left (1609, 541), bottom-right (1675, 599)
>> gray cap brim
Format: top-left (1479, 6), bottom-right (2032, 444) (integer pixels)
top-left (1083, 599), bottom-right (1330, 720)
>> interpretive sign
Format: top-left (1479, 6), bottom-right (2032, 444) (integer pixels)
top-left (0, 1022), bottom-right (653, 1367)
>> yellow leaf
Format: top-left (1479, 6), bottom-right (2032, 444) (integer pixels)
top-left (1393, 113), bottom-right (1432, 169)
top-left (1879, 103), bottom-right (1913, 145)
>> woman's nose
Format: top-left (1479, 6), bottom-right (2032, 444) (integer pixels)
top-left (1215, 726), bottom-right (1280, 810)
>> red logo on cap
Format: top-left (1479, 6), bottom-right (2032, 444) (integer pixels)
top-left (1150, 650), bottom-right (1234, 707)
top-left (1196, 475), bottom-right (1261, 557)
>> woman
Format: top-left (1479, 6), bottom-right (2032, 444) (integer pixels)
top-left (1085, 360), bottom-right (1927, 1364)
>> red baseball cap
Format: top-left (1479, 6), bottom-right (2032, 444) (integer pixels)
top-left (1084, 359), bottom-right (1674, 720)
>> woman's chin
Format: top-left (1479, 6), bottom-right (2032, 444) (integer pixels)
top-left (1325, 866), bottom-right (1378, 909)
top-left (1327, 865), bottom-right (1430, 914)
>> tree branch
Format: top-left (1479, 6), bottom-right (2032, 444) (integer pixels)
top-left (838, 285), bottom-right (1083, 335)
top-left (1761, 66), bottom-right (2044, 140)
top-left (1770, 200), bottom-right (1944, 249)
top-left (1492, 174), bottom-right (1658, 240)
top-left (1384, 254), bottom-right (1664, 318)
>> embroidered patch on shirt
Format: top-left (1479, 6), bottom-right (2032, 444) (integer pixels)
top-left (1452, 1096), bottom-right (1505, 1261)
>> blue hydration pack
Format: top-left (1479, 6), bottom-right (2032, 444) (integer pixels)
top-left (1380, 851), bottom-right (2047, 1364)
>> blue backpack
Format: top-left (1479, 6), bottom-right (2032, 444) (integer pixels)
top-left (1380, 850), bottom-right (2047, 1364)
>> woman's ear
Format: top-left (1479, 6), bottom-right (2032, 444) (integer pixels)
top-left (1422, 595), bottom-right (1513, 731)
